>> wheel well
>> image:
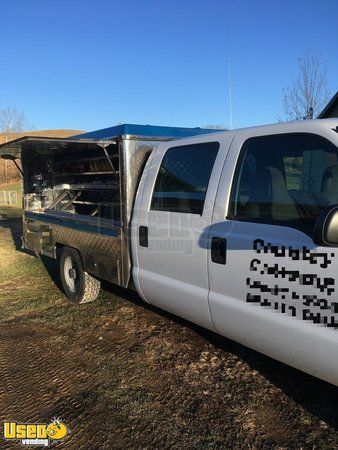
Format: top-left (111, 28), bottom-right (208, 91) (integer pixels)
top-left (55, 244), bottom-right (84, 264)
top-left (55, 243), bottom-right (64, 258)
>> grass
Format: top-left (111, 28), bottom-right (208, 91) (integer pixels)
top-left (286, 172), bottom-right (302, 190)
top-left (0, 219), bottom-right (118, 323)
top-left (0, 181), bottom-right (22, 192)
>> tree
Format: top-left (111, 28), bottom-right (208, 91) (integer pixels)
top-left (0, 107), bottom-right (32, 183)
top-left (280, 52), bottom-right (331, 121)
top-left (0, 107), bottom-right (31, 139)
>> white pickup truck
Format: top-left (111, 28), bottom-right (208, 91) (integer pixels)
top-left (1, 120), bottom-right (338, 386)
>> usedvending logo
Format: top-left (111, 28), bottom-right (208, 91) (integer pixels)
top-left (3, 417), bottom-right (70, 447)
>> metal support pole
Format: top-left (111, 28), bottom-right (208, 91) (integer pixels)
top-left (97, 140), bottom-right (117, 177)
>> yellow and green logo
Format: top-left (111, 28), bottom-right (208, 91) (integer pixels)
top-left (3, 417), bottom-right (70, 446)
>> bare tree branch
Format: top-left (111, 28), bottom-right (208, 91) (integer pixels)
top-left (0, 107), bottom-right (33, 183)
top-left (0, 107), bottom-right (33, 140)
top-left (279, 52), bottom-right (331, 121)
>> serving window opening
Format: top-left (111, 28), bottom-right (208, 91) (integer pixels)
top-left (21, 139), bottom-right (121, 223)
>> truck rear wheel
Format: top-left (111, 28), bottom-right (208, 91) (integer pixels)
top-left (60, 247), bottom-right (101, 303)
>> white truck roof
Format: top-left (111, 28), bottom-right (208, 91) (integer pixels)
top-left (162, 118), bottom-right (338, 147)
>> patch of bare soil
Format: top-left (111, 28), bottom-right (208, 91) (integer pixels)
top-left (1, 302), bottom-right (338, 449)
top-left (0, 320), bottom-right (102, 449)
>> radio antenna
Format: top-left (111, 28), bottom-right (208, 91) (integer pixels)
top-left (228, 55), bottom-right (233, 130)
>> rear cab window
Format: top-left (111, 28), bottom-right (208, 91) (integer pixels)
top-left (151, 142), bottom-right (219, 215)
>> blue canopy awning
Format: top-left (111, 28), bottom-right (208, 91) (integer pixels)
top-left (72, 123), bottom-right (223, 140)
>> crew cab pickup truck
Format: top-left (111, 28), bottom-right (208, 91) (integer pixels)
top-left (1, 120), bottom-right (338, 386)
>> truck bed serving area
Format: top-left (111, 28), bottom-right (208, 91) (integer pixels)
top-left (1, 124), bottom-right (219, 288)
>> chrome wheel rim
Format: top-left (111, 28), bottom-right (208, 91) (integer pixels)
top-left (63, 256), bottom-right (79, 293)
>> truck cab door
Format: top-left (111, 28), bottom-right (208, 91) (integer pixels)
top-left (132, 135), bottom-right (233, 329)
top-left (208, 129), bottom-right (338, 385)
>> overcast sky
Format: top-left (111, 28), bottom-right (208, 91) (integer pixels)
top-left (1, 0), bottom-right (337, 132)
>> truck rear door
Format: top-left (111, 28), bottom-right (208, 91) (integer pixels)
top-left (132, 134), bottom-right (234, 329)
top-left (208, 127), bottom-right (338, 385)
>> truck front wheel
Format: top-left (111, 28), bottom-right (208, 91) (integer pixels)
top-left (59, 247), bottom-right (101, 303)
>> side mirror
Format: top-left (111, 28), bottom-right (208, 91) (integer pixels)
top-left (313, 205), bottom-right (338, 246)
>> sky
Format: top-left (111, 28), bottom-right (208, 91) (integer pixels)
top-left (0, 0), bottom-right (337, 133)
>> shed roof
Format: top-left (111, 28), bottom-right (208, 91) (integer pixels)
top-left (318, 91), bottom-right (338, 118)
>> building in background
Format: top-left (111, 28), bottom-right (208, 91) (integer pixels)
top-left (318, 91), bottom-right (338, 119)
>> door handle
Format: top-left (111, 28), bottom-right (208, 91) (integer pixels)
top-left (139, 226), bottom-right (148, 247)
top-left (211, 237), bottom-right (227, 264)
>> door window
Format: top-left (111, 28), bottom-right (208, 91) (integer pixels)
top-left (151, 142), bottom-right (219, 215)
top-left (228, 134), bottom-right (338, 235)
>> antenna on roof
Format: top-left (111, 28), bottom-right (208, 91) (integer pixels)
top-left (228, 56), bottom-right (233, 130)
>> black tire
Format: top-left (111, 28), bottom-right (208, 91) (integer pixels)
top-left (59, 247), bottom-right (101, 303)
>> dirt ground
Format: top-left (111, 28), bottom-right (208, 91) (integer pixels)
top-left (0, 217), bottom-right (338, 449)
